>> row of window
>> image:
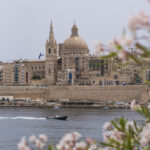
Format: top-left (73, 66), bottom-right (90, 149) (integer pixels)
top-left (64, 57), bottom-right (87, 60)
top-left (63, 52), bottom-right (86, 55)
top-left (31, 66), bottom-right (45, 70)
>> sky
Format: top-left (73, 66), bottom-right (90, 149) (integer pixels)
top-left (0, 0), bottom-right (149, 62)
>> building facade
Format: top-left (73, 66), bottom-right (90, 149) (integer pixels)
top-left (0, 22), bottom-right (149, 86)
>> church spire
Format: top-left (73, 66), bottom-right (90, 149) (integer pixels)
top-left (49, 20), bottom-right (55, 43)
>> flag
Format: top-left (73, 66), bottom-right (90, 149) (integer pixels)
top-left (38, 53), bottom-right (44, 59)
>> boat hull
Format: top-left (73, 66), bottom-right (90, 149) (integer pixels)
top-left (46, 116), bottom-right (68, 120)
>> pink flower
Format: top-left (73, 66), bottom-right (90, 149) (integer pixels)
top-left (18, 137), bottom-right (31, 150)
top-left (86, 138), bottom-right (93, 145)
top-left (75, 141), bottom-right (87, 150)
top-left (35, 139), bottom-right (45, 149)
top-left (39, 134), bottom-right (48, 142)
top-left (103, 133), bottom-right (110, 142)
top-left (117, 50), bottom-right (128, 62)
top-left (126, 121), bottom-right (135, 129)
top-left (110, 35), bottom-right (133, 48)
top-left (88, 144), bottom-right (97, 150)
top-left (128, 11), bottom-right (150, 32)
top-left (94, 41), bottom-right (105, 54)
top-left (103, 122), bottom-right (113, 131)
top-left (103, 129), bottom-right (125, 142)
top-left (18, 144), bottom-right (31, 150)
top-left (118, 35), bottom-right (133, 47)
top-left (111, 130), bottom-right (125, 140)
top-left (130, 100), bottom-right (138, 111)
top-left (72, 132), bottom-right (82, 141)
top-left (56, 132), bottom-right (82, 150)
top-left (29, 135), bottom-right (37, 143)
top-left (62, 134), bottom-right (73, 144)
top-left (140, 123), bottom-right (150, 146)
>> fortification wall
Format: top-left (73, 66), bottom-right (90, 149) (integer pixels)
top-left (0, 85), bottom-right (149, 102)
top-left (47, 85), bottom-right (150, 102)
top-left (0, 86), bottom-right (47, 100)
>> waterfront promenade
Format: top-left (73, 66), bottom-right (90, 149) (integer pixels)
top-left (0, 98), bottom-right (131, 108)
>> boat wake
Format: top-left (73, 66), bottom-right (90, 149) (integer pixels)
top-left (0, 116), bottom-right (46, 120)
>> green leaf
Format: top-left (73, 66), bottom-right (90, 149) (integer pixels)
top-left (48, 144), bottom-right (54, 150)
top-left (111, 120), bottom-right (121, 131)
top-left (100, 52), bottom-right (117, 59)
top-left (135, 43), bottom-right (148, 53)
top-left (144, 79), bottom-right (150, 86)
top-left (128, 53), bottom-right (141, 64)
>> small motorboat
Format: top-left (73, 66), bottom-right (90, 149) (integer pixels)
top-left (53, 106), bottom-right (60, 109)
top-left (103, 106), bottom-right (110, 110)
top-left (46, 115), bottom-right (68, 120)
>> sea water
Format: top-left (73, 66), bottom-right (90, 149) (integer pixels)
top-left (0, 107), bottom-right (143, 150)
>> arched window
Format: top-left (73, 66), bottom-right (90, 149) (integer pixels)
top-left (49, 48), bottom-right (51, 54)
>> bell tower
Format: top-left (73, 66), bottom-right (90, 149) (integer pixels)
top-left (45, 21), bottom-right (57, 85)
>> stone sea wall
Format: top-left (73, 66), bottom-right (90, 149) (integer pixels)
top-left (0, 86), bottom-right (47, 100)
top-left (47, 85), bottom-right (150, 102)
top-left (0, 85), bottom-right (149, 102)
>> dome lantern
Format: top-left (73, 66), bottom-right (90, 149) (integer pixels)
top-left (71, 23), bottom-right (79, 37)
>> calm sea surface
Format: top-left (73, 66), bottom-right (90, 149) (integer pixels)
top-left (0, 107), bottom-right (144, 150)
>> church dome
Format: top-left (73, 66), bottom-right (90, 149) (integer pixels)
top-left (64, 36), bottom-right (88, 49)
top-left (64, 24), bottom-right (88, 50)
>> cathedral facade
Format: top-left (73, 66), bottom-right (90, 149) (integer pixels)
top-left (0, 22), bottom-right (149, 86)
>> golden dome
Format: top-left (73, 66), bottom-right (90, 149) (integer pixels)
top-left (64, 24), bottom-right (88, 50)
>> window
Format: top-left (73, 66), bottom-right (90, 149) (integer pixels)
top-left (49, 48), bottom-right (51, 54)
top-left (93, 64), bottom-right (95, 71)
top-left (97, 64), bottom-right (99, 70)
top-left (114, 75), bottom-right (118, 79)
top-left (89, 64), bottom-right (92, 70)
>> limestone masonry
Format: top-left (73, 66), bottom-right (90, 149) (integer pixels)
top-left (0, 85), bottom-right (149, 102)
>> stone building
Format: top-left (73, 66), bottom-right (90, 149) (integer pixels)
top-left (0, 22), bottom-right (149, 86)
